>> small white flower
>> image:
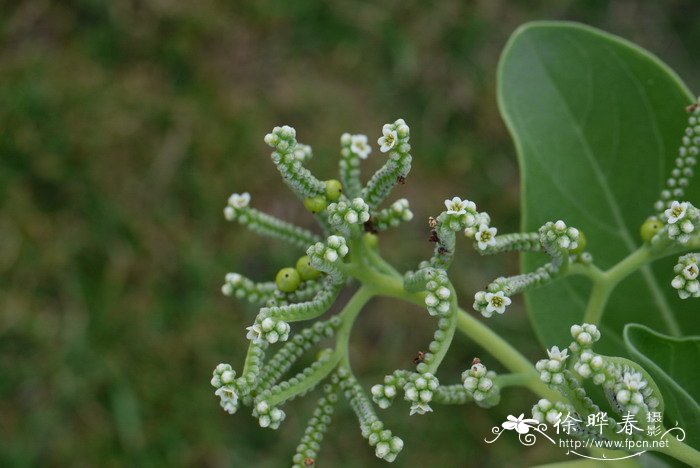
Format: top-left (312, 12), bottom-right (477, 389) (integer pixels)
top-left (378, 127), bottom-right (398, 153)
top-left (229, 192), bottom-right (251, 209)
top-left (683, 263), bottom-right (699, 280)
top-left (484, 291), bottom-right (511, 315)
top-left (665, 201), bottom-right (688, 224)
top-left (546, 346), bottom-right (568, 362)
top-left (246, 323), bottom-right (263, 342)
top-left (409, 402), bottom-right (433, 415)
top-left (350, 134), bottom-right (372, 159)
top-left (475, 224), bottom-right (498, 250)
top-left (444, 196), bottom-right (469, 215)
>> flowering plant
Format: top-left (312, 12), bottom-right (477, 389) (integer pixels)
top-left (212, 22), bottom-right (700, 466)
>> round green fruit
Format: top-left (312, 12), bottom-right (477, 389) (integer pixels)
top-left (295, 255), bottom-right (321, 281)
top-left (276, 267), bottom-right (301, 292)
top-left (324, 179), bottom-right (343, 202)
top-left (304, 196), bottom-right (328, 214)
top-left (640, 217), bottom-right (663, 242)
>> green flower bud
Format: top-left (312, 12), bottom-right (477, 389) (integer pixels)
top-left (640, 217), bottom-right (662, 242)
top-left (304, 196), bottom-right (328, 214)
top-left (296, 255), bottom-right (321, 281)
top-left (569, 231), bottom-right (587, 254)
top-left (276, 267), bottom-right (301, 292)
top-left (325, 179), bottom-right (343, 202)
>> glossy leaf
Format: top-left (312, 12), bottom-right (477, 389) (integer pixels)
top-left (498, 21), bottom-right (697, 352)
top-left (624, 324), bottom-right (700, 450)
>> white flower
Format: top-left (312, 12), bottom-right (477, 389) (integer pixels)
top-left (229, 192), bottom-right (251, 209)
top-left (215, 386), bottom-right (239, 414)
top-left (350, 134), bottom-right (372, 159)
top-left (484, 291), bottom-right (511, 315)
top-left (246, 323), bottom-right (263, 343)
top-left (683, 263), bottom-right (699, 280)
top-left (444, 196), bottom-right (469, 215)
top-left (502, 413), bottom-right (539, 434)
top-left (475, 224), bottom-right (498, 250)
top-left (409, 403), bottom-right (433, 415)
top-left (378, 126), bottom-right (398, 153)
top-left (546, 346), bottom-right (568, 362)
top-left (665, 201), bottom-right (688, 224)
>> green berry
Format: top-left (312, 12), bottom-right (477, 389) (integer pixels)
top-left (569, 231), bottom-right (586, 254)
top-left (324, 179), bottom-right (343, 202)
top-left (276, 267), bottom-right (301, 292)
top-left (295, 255), bottom-right (321, 281)
top-left (640, 217), bottom-right (662, 242)
top-left (304, 196), bottom-right (328, 214)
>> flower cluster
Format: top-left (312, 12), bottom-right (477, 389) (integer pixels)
top-left (573, 349), bottom-right (606, 384)
top-left (371, 371), bottom-right (406, 410)
top-left (663, 201), bottom-right (699, 244)
top-left (306, 235), bottom-right (349, 284)
top-left (361, 119), bottom-right (412, 208)
top-left (265, 126), bottom-right (326, 199)
top-left (211, 363), bottom-right (242, 415)
top-left (461, 362), bottom-right (499, 406)
top-left (613, 371), bottom-right (649, 415)
top-left (373, 198), bottom-right (414, 231)
top-left (327, 197), bottom-right (371, 236)
top-left (535, 346), bottom-right (569, 386)
top-left (531, 399), bottom-right (576, 425)
top-left (423, 269), bottom-right (452, 316)
top-left (252, 400), bottom-right (286, 430)
top-left (569, 323), bottom-right (601, 352)
top-left (403, 372), bottom-right (439, 415)
top-left (539, 220), bottom-right (580, 252)
top-left (246, 316), bottom-right (291, 345)
top-left (671, 252), bottom-right (700, 299)
top-left (654, 100), bottom-right (700, 213)
top-left (536, 322), bottom-right (663, 440)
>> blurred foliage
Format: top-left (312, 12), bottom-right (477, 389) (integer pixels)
top-left (1, 0), bottom-right (698, 466)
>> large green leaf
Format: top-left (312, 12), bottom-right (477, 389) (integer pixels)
top-left (497, 21), bottom-right (698, 353)
top-left (624, 324), bottom-right (700, 450)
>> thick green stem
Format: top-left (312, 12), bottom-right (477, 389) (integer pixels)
top-left (581, 279), bottom-right (613, 325)
top-left (665, 433), bottom-right (700, 466)
top-left (352, 263), bottom-right (561, 402)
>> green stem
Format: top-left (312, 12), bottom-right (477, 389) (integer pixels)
top-left (665, 433), bottom-right (700, 466)
top-left (354, 266), bottom-right (561, 401)
top-left (581, 279), bottom-right (613, 325)
top-left (267, 286), bottom-right (373, 407)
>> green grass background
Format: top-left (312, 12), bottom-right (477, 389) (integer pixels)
top-left (1, 1), bottom-right (699, 466)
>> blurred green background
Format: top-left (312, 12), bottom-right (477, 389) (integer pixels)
top-left (1, 1), bottom-right (699, 466)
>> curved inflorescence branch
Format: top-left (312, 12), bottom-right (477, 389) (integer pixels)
top-left (224, 192), bottom-right (322, 248)
top-left (361, 119), bottom-right (412, 209)
top-left (531, 323), bottom-right (665, 443)
top-left (372, 198), bottom-right (414, 232)
top-left (339, 133), bottom-right (371, 199)
top-left (473, 220), bottom-right (583, 318)
top-left (654, 98), bottom-right (700, 215)
top-left (337, 367), bottom-right (405, 462)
